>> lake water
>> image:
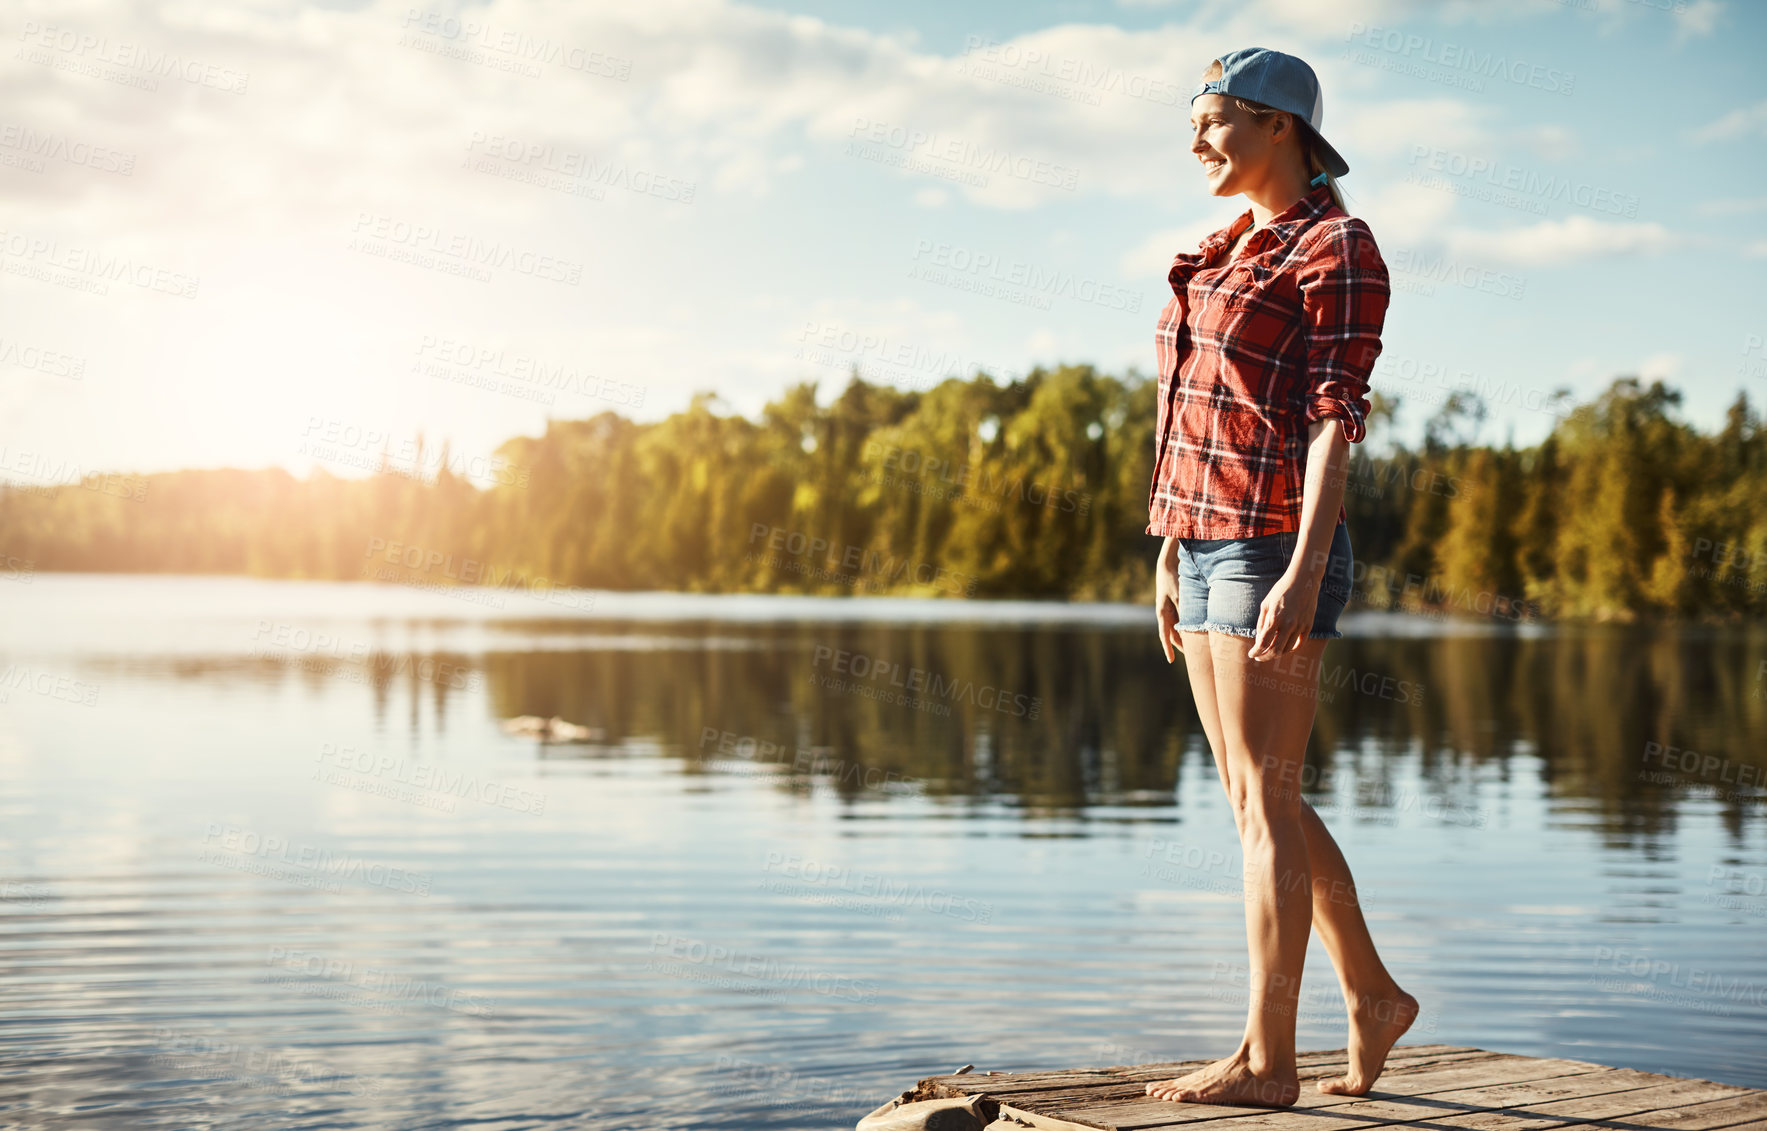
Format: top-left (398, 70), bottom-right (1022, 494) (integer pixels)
top-left (1, 574), bottom-right (1764, 1130)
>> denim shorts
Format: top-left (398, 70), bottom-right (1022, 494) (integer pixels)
top-left (1174, 522), bottom-right (1353, 640)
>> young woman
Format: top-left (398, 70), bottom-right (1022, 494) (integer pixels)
top-left (1142, 48), bottom-right (1418, 1108)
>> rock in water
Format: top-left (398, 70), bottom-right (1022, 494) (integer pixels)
top-left (855, 1093), bottom-right (990, 1131)
top-left (498, 715), bottom-right (600, 742)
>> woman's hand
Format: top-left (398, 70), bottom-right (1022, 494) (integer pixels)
top-left (1155, 540), bottom-right (1184, 663)
top-left (1248, 569), bottom-right (1318, 661)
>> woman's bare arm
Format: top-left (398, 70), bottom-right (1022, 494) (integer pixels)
top-left (1247, 418), bottom-right (1352, 660)
top-left (1290, 418), bottom-right (1351, 595)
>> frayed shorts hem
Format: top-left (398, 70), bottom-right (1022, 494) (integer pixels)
top-left (1176, 621), bottom-right (1256, 638)
top-left (1178, 622), bottom-right (1343, 641)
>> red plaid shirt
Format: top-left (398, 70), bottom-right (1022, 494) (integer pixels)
top-left (1147, 183), bottom-right (1390, 540)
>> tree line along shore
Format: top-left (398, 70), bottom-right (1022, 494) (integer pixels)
top-left (2, 367), bottom-right (1763, 621)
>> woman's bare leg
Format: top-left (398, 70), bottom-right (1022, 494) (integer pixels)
top-left (1294, 801), bottom-right (1419, 1094)
top-left (1147, 631), bottom-right (1414, 1105)
top-left (1145, 630), bottom-right (1315, 1106)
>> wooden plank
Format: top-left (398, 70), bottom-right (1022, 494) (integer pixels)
top-left (1358, 1080), bottom-right (1767, 1131)
top-left (1601, 1090), bottom-right (1767, 1130)
top-left (921, 1052), bottom-right (1525, 1124)
top-left (1047, 1055), bottom-right (1614, 1129)
top-left (924, 1044), bottom-right (1477, 1084)
top-left (1145, 1071), bottom-right (1738, 1130)
top-left (912, 1046), bottom-right (1491, 1104)
top-left (992, 1102), bottom-right (1119, 1131)
top-left (901, 1046), bottom-right (1766, 1131)
top-left (994, 1053), bottom-right (1500, 1106)
top-left (1062, 1067), bottom-right (1761, 1131)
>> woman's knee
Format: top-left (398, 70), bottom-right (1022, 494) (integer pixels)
top-left (1228, 773), bottom-right (1305, 829)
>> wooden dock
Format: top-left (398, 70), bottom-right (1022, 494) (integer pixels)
top-left (879, 1044), bottom-right (1767, 1130)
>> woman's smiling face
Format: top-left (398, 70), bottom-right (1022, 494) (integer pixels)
top-left (1189, 93), bottom-right (1277, 196)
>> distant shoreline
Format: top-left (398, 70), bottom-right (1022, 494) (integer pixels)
top-left (0, 570), bottom-right (1621, 633)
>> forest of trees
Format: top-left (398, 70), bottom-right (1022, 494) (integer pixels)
top-left (3, 366), bottom-right (1764, 620)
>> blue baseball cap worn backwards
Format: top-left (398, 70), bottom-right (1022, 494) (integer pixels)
top-left (1192, 47), bottom-right (1349, 180)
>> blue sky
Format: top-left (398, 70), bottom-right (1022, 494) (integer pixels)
top-left (1, 0), bottom-right (1763, 487)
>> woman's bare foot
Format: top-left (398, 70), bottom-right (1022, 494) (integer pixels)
top-left (1145, 1050), bottom-right (1299, 1107)
top-left (1316, 988), bottom-right (1419, 1095)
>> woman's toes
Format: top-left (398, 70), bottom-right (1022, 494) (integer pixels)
top-left (1316, 1075), bottom-right (1366, 1096)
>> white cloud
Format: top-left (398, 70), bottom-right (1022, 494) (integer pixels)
top-left (1637, 351), bottom-right (1683, 382)
top-left (1673, 0), bottom-right (1726, 40)
top-left (1695, 195), bottom-right (1767, 216)
top-left (1346, 178), bottom-right (1459, 244)
top-left (1119, 215), bottom-right (1234, 280)
top-left (1236, 0), bottom-right (1414, 38)
top-left (1517, 124), bottom-right (1580, 163)
top-left (1444, 215), bottom-right (1676, 265)
top-left (1693, 98), bottom-right (1767, 142)
top-left (2, 0), bottom-right (1524, 235)
top-left (1341, 97), bottom-right (1496, 164)
top-left (746, 292), bottom-right (1037, 402)
top-left (1200, 0), bottom-right (1635, 40)
top-left (0, 0), bottom-right (1738, 474)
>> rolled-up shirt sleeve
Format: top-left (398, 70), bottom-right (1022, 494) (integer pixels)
top-left (1295, 218), bottom-right (1389, 444)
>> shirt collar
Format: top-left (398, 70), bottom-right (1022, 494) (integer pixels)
top-left (1169, 183), bottom-right (1334, 293)
top-left (1218, 182), bottom-right (1333, 251)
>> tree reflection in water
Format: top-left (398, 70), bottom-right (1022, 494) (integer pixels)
top-left (438, 618), bottom-right (1767, 844)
